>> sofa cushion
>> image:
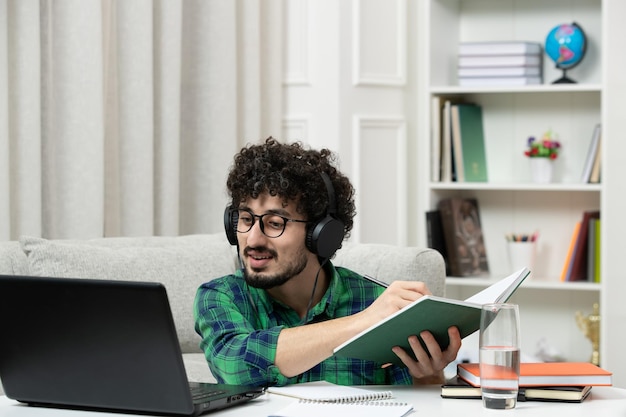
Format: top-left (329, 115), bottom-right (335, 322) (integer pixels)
top-left (0, 241), bottom-right (29, 275)
top-left (333, 242), bottom-right (446, 297)
top-left (182, 353), bottom-right (218, 383)
top-left (19, 234), bottom-right (238, 353)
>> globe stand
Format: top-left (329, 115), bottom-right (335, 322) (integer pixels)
top-left (552, 68), bottom-right (576, 84)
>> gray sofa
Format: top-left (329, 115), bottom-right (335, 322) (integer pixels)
top-left (0, 233), bottom-right (445, 395)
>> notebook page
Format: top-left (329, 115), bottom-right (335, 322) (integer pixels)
top-left (464, 268), bottom-right (529, 304)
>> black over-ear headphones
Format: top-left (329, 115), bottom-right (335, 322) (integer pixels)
top-left (224, 205), bottom-right (239, 246)
top-left (305, 172), bottom-right (345, 258)
top-left (223, 171), bottom-right (345, 259)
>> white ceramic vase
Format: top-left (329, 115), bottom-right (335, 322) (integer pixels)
top-left (530, 158), bottom-right (553, 183)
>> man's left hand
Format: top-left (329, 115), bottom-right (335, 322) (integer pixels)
top-left (391, 326), bottom-right (462, 384)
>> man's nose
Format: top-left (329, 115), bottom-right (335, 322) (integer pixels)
top-left (245, 218), bottom-right (267, 244)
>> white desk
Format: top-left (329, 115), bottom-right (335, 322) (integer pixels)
top-left (2, 385), bottom-right (626, 416)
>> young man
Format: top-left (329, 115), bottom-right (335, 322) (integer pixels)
top-left (194, 138), bottom-right (461, 387)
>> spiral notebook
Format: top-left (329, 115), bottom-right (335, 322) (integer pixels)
top-left (267, 381), bottom-right (393, 402)
top-left (269, 399), bottom-right (414, 417)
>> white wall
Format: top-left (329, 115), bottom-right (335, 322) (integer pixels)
top-left (282, 0), bottom-right (415, 246)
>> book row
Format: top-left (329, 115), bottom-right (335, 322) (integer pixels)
top-left (458, 41), bottom-right (543, 87)
top-left (426, 198), bottom-right (603, 282)
top-left (431, 96), bottom-right (602, 185)
top-left (430, 98), bottom-right (488, 183)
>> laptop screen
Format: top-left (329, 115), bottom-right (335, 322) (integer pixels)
top-left (0, 275), bottom-right (263, 416)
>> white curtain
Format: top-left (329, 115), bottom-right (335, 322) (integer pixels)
top-left (0, 0), bottom-right (283, 240)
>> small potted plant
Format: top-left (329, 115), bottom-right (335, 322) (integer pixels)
top-left (524, 130), bottom-right (561, 182)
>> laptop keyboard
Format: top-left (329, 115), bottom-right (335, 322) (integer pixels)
top-left (189, 382), bottom-right (227, 401)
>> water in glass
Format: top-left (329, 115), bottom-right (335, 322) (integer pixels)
top-left (479, 346), bottom-right (520, 409)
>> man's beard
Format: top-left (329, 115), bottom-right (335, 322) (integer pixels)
top-left (243, 246), bottom-right (309, 289)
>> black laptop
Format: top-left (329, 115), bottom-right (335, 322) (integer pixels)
top-left (0, 275), bottom-right (264, 416)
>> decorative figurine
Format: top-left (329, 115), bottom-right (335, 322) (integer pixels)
top-left (576, 303), bottom-right (600, 366)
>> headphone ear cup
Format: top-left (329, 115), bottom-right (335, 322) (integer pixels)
top-left (305, 215), bottom-right (345, 258)
top-left (224, 206), bottom-right (238, 245)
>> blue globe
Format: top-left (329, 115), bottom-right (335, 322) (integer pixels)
top-left (545, 22), bottom-right (587, 83)
top-left (545, 22), bottom-right (586, 69)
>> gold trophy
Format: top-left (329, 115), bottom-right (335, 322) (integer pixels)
top-left (575, 303), bottom-right (600, 366)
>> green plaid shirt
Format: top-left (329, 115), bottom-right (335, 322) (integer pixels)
top-left (194, 263), bottom-right (412, 387)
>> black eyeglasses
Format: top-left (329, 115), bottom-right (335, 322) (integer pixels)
top-left (230, 208), bottom-right (309, 238)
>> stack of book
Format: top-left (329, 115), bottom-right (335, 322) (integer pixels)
top-left (458, 41), bottom-right (543, 87)
top-left (442, 361), bottom-right (613, 403)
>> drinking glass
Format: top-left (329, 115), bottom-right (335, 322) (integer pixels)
top-left (479, 303), bottom-right (521, 410)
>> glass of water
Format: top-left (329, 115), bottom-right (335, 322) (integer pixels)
top-left (479, 303), bottom-right (521, 410)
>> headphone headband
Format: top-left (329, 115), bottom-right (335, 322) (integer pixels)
top-left (224, 171), bottom-right (345, 258)
top-left (320, 172), bottom-right (337, 216)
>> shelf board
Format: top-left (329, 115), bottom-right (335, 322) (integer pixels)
top-left (430, 84), bottom-right (602, 95)
top-left (446, 277), bottom-right (601, 292)
top-left (429, 182), bottom-right (602, 192)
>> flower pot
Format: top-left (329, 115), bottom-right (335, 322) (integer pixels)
top-left (529, 158), bottom-right (553, 183)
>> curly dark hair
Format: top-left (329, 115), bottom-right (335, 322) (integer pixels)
top-left (227, 137), bottom-right (356, 237)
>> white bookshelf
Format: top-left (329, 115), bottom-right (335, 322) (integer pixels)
top-left (415, 0), bottom-right (619, 371)
top-left (446, 277), bottom-right (601, 292)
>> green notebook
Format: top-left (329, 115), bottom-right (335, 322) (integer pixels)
top-left (333, 268), bottom-right (530, 365)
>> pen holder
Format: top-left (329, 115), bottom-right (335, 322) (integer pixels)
top-left (507, 241), bottom-right (536, 272)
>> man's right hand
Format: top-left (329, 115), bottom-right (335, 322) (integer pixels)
top-left (359, 280), bottom-right (432, 326)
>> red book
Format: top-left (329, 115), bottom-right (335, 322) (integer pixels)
top-left (569, 210), bottom-right (600, 281)
top-left (457, 362), bottom-right (612, 387)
